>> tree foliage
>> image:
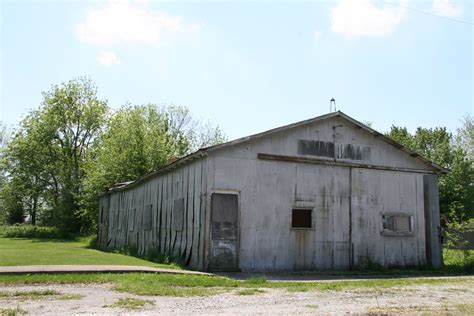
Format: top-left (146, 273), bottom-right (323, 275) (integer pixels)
top-left (1, 77), bottom-right (108, 231)
top-left (79, 104), bottom-right (226, 231)
top-left (387, 126), bottom-right (474, 224)
top-left (456, 114), bottom-right (473, 160)
top-left (0, 78), bottom-right (227, 233)
top-left (0, 122), bottom-right (12, 223)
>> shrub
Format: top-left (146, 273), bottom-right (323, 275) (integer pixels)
top-left (85, 234), bottom-right (100, 249)
top-left (144, 245), bottom-right (186, 267)
top-left (2, 224), bottom-right (75, 239)
top-left (443, 248), bottom-right (474, 273)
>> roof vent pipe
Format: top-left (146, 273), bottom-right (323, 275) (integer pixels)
top-left (330, 98), bottom-right (337, 112)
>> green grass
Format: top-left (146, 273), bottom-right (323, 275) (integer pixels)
top-left (0, 273), bottom-right (471, 297)
top-left (107, 298), bottom-right (154, 310)
top-left (443, 248), bottom-right (474, 273)
top-left (0, 289), bottom-right (82, 301)
top-left (0, 237), bottom-right (179, 269)
top-left (0, 226), bottom-right (7, 237)
top-left (236, 289), bottom-right (266, 295)
top-left (0, 236), bottom-right (472, 298)
top-left (287, 249), bottom-right (474, 277)
top-left (0, 307), bottom-right (27, 316)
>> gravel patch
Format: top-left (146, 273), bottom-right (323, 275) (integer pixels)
top-left (0, 279), bottom-right (473, 315)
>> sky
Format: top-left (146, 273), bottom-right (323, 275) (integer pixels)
top-left (1, 0), bottom-right (473, 140)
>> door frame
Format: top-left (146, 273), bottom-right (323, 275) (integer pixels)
top-left (207, 189), bottom-right (241, 271)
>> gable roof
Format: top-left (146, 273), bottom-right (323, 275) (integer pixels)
top-left (105, 111), bottom-right (448, 194)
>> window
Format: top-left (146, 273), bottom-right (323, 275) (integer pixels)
top-left (172, 198), bottom-right (185, 231)
top-left (118, 209), bottom-right (123, 231)
top-left (144, 204), bottom-right (152, 231)
top-left (128, 208), bottom-right (136, 232)
top-left (382, 214), bottom-right (413, 235)
top-left (291, 208), bottom-right (312, 229)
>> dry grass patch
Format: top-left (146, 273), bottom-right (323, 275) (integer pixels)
top-left (368, 303), bottom-right (474, 314)
top-left (0, 307), bottom-right (27, 316)
top-left (236, 289), bottom-right (266, 295)
top-left (0, 290), bottom-right (82, 301)
top-left (107, 298), bottom-right (154, 310)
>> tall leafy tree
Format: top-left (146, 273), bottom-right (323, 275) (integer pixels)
top-left (456, 114), bottom-right (473, 160)
top-left (2, 80), bottom-right (226, 232)
top-left (387, 126), bottom-right (474, 224)
top-left (0, 122), bottom-right (11, 223)
top-left (2, 77), bottom-right (108, 231)
top-left (80, 104), bottom-right (227, 230)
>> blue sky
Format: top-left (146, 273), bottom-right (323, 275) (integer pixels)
top-left (1, 0), bottom-right (472, 140)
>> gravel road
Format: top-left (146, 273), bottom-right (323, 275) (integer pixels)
top-left (0, 278), bottom-right (473, 315)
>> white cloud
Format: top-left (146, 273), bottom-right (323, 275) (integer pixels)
top-left (77, 0), bottom-right (200, 45)
top-left (97, 50), bottom-right (120, 66)
top-left (331, 0), bottom-right (407, 37)
top-left (432, 0), bottom-right (463, 17)
top-left (313, 30), bottom-right (322, 41)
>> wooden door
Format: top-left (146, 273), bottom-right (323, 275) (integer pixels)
top-left (209, 193), bottom-right (239, 271)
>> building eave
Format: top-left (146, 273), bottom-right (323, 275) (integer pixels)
top-left (100, 110), bottom-right (447, 196)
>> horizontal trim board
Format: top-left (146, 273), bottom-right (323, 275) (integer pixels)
top-left (257, 153), bottom-right (437, 174)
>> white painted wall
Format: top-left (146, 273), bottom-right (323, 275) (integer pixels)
top-left (206, 116), bottom-right (431, 270)
top-left (100, 115), bottom-right (435, 271)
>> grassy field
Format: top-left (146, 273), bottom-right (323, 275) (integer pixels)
top-left (0, 272), bottom-right (472, 297)
top-left (0, 235), bottom-right (472, 297)
top-left (1, 234), bottom-right (471, 271)
top-left (0, 237), bottom-right (179, 269)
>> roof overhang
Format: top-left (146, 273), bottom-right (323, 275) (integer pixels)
top-left (101, 111), bottom-right (448, 196)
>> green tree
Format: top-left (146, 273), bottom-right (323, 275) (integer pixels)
top-left (2, 77), bottom-right (108, 232)
top-left (456, 114), bottom-right (473, 160)
top-left (80, 104), bottom-right (227, 231)
top-left (387, 126), bottom-right (474, 224)
top-left (0, 122), bottom-right (11, 223)
top-left (1, 181), bottom-right (25, 224)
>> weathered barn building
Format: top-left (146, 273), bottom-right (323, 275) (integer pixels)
top-left (98, 111), bottom-right (446, 272)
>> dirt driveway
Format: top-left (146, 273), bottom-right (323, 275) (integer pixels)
top-left (1, 278), bottom-right (473, 315)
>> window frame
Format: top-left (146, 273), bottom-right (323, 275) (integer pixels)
top-left (143, 204), bottom-right (153, 231)
top-left (128, 208), bottom-right (136, 232)
top-left (381, 212), bottom-right (414, 236)
top-left (172, 198), bottom-right (185, 231)
top-left (291, 207), bottom-right (313, 230)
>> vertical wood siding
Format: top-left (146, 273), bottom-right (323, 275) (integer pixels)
top-left (99, 115), bottom-right (436, 272)
top-left (99, 159), bottom-right (208, 270)
top-left (351, 169), bottom-right (426, 267)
